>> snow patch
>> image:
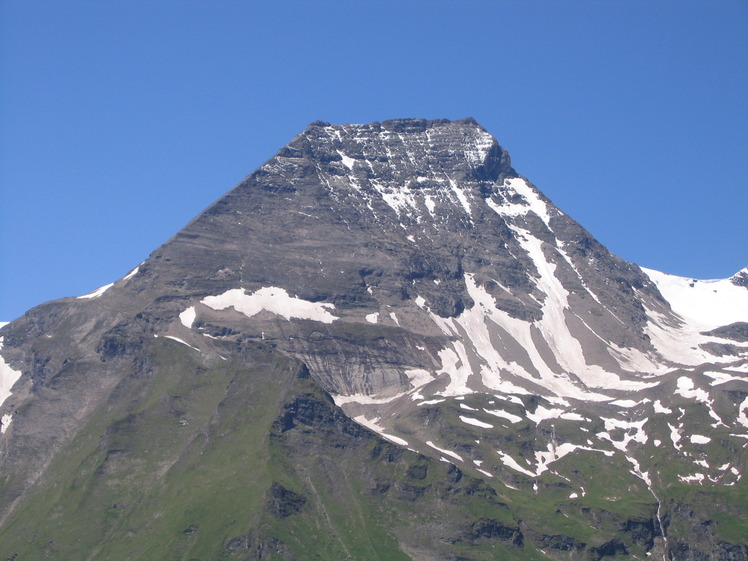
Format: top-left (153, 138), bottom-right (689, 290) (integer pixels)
top-left (353, 415), bottom-right (409, 446)
top-left (674, 377), bottom-right (709, 403)
top-left (484, 408), bottom-right (523, 424)
top-left (459, 416), bottom-right (494, 429)
top-left (0, 338), bottom-right (22, 409)
top-left (643, 267), bottom-right (748, 330)
top-left (653, 400), bottom-right (672, 414)
top-left (201, 287), bottom-right (338, 324)
top-left (159, 335), bottom-right (201, 353)
top-left (123, 265), bottom-right (141, 281)
top-left (78, 282), bottom-right (114, 299)
top-left (365, 312), bottom-right (379, 324)
top-left (426, 441), bottom-right (463, 462)
top-left (1, 413), bottom-right (12, 434)
top-left (179, 306), bottom-right (197, 329)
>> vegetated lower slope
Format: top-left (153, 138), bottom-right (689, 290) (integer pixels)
top-left (1, 118), bottom-right (747, 560)
top-left (0, 330), bottom-right (691, 561)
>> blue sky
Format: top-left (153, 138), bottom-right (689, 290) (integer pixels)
top-left (1, 0), bottom-right (746, 322)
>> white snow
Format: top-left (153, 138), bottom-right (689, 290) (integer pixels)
top-left (611, 399), bottom-right (640, 408)
top-left (0, 413), bottom-right (11, 434)
top-left (426, 273), bottom-right (621, 401)
top-left (668, 423), bottom-right (683, 450)
top-left (0, 338), bottom-right (22, 409)
top-left (78, 282), bottom-right (114, 299)
top-left (643, 267), bottom-right (748, 330)
top-left (426, 440), bottom-right (463, 462)
top-left (484, 408), bottom-right (523, 424)
top-left (123, 265), bottom-right (141, 281)
top-left (703, 371), bottom-right (748, 386)
top-left (353, 415), bottom-right (409, 446)
top-left (337, 150), bottom-right (355, 170)
top-left (416, 398), bottom-right (445, 406)
top-left (737, 397), bottom-right (748, 428)
top-left (500, 443), bottom-right (613, 478)
top-left (405, 368), bottom-right (433, 392)
top-left (526, 405), bottom-right (566, 425)
top-left (201, 287), bottom-right (338, 324)
top-left (489, 177), bottom-right (551, 225)
top-left (159, 335), bottom-right (201, 353)
top-left (389, 312), bottom-right (400, 326)
top-left (679, 473), bottom-right (705, 484)
top-left (333, 392), bottom-right (406, 406)
top-left (365, 312), bottom-right (379, 324)
top-left (560, 412), bottom-right (588, 422)
top-left (179, 306), bottom-right (197, 329)
top-left (459, 416), bottom-right (494, 429)
top-left (690, 434), bottom-right (711, 445)
top-left (498, 452), bottom-right (536, 477)
top-left (674, 377), bottom-right (710, 403)
top-left (597, 417), bottom-right (648, 452)
top-left (653, 400), bottom-right (673, 414)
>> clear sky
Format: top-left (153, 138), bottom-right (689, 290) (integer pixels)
top-left (1, 0), bottom-right (746, 322)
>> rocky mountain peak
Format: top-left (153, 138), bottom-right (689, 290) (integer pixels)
top-left (0, 119), bottom-right (746, 560)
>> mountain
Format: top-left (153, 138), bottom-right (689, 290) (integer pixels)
top-left (1, 118), bottom-right (746, 561)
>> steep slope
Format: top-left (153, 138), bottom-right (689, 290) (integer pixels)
top-left (0, 118), bottom-right (746, 560)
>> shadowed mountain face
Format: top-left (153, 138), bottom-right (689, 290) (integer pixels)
top-left (1, 118), bottom-right (747, 560)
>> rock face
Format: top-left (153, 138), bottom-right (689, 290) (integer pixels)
top-left (0, 118), bottom-right (747, 560)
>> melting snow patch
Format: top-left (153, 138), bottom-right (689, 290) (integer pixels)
top-left (0, 338), bottom-right (22, 408)
top-left (704, 371), bottom-right (747, 386)
top-left (559, 412), bottom-right (588, 422)
top-left (416, 398), bottom-right (446, 407)
top-left (675, 377), bottom-right (709, 402)
top-left (0, 413), bottom-right (11, 434)
top-left (426, 441), bottom-right (463, 462)
top-left (526, 405), bottom-right (566, 425)
top-left (179, 306), bottom-right (197, 329)
top-left (201, 287), bottom-right (338, 324)
top-left (337, 151), bottom-right (355, 170)
top-left (353, 415), bottom-right (408, 446)
top-left (78, 282), bottom-right (114, 299)
top-left (690, 434), bottom-right (711, 445)
top-left (653, 400), bottom-right (673, 414)
top-left (123, 265), bottom-right (141, 281)
top-left (334, 392), bottom-right (406, 406)
top-left (160, 335), bottom-right (201, 353)
top-left (459, 416), bottom-right (494, 429)
top-left (737, 397), bottom-right (748, 428)
top-left (365, 312), bottom-right (379, 324)
top-left (484, 408), bottom-right (523, 424)
top-left (668, 423), bottom-right (683, 450)
top-left (679, 473), bottom-right (705, 484)
top-left (611, 399), bottom-right (640, 408)
top-left (498, 452), bottom-right (536, 477)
